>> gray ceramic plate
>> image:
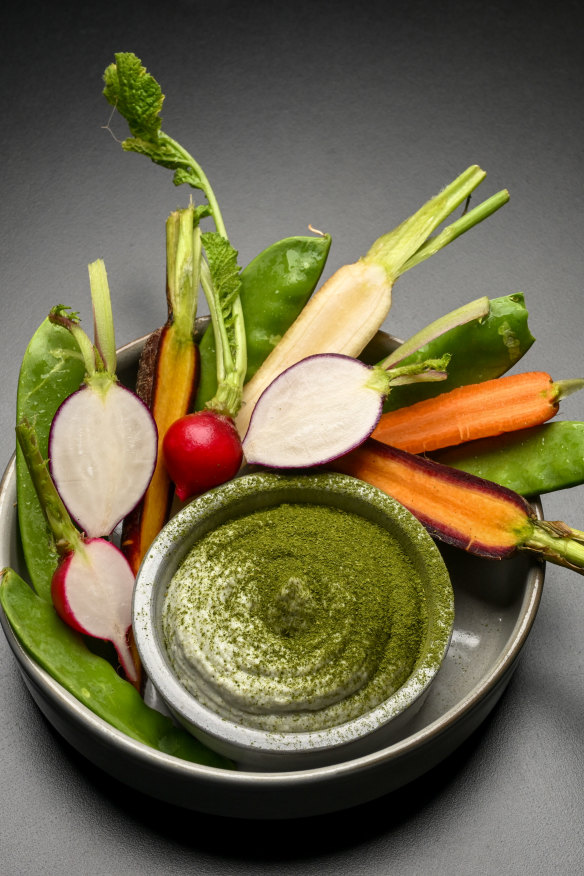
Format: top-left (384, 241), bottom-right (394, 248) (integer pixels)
top-left (0, 323), bottom-right (544, 819)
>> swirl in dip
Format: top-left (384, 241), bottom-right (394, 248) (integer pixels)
top-left (162, 502), bottom-right (428, 733)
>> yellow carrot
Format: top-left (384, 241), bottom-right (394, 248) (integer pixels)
top-left (121, 207), bottom-right (200, 575)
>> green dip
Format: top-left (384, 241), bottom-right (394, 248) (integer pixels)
top-left (162, 502), bottom-right (428, 732)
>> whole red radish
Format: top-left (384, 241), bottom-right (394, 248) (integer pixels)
top-left (163, 411), bottom-right (243, 501)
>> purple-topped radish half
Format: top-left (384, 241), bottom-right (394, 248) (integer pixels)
top-left (242, 352), bottom-right (448, 469)
top-left (48, 261), bottom-right (157, 537)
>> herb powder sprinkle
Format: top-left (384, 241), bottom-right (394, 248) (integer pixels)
top-left (162, 502), bottom-right (428, 732)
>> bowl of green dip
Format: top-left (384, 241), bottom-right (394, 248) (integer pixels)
top-left (132, 471), bottom-right (454, 770)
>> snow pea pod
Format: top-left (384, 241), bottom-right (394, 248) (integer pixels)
top-left (0, 568), bottom-right (233, 767)
top-left (196, 233), bottom-right (331, 409)
top-left (16, 318), bottom-right (86, 600)
top-left (432, 422), bottom-right (584, 497)
top-left (382, 293), bottom-right (534, 412)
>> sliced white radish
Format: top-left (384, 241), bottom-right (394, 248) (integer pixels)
top-left (51, 537), bottom-right (137, 683)
top-left (49, 382), bottom-right (157, 537)
top-left (242, 354), bottom-right (390, 469)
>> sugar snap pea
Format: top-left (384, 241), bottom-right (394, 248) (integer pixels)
top-left (16, 317), bottom-right (86, 600)
top-left (432, 422), bottom-right (584, 497)
top-left (382, 293), bottom-right (534, 412)
top-left (196, 233), bottom-right (331, 409)
top-left (0, 568), bottom-right (233, 767)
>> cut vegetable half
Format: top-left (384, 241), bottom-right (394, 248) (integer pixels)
top-left (51, 537), bottom-right (137, 683)
top-left (49, 382), bottom-right (158, 537)
top-left (242, 354), bottom-right (389, 468)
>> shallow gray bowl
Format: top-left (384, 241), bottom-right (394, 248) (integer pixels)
top-left (133, 471), bottom-right (455, 770)
top-left (0, 324), bottom-right (545, 818)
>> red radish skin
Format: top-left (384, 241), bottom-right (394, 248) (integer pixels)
top-left (163, 411), bottom-right (243, 501)
top-left (51, 538), bottom-right (138, 683)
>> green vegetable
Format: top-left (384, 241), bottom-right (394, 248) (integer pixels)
top-left (199, 230), bottom-right (246, 416)
top-left (0, 568), bottom-right (232, 767)
top-left (381, 293), bottom-right (535, 412)
top-left (103, 52), bottom-right (227, 236)
top-left (432, 422), bottom-right (584, 497)
top-left (103, 51), bottom-right (247, 417)
top-left (195, 233), bottom-right (332, 409)
top-left (16, 317), bottom-right (86, 600)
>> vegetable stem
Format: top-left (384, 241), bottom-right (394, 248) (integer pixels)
top-left (159, 133), bottom-right (227, 237)
top-left (363, 165), bottom-right (489, 280)
top-left (399, 190), bottom-right (510, 275)
top-left (88, 259), bottom-right (117, 373)
top-left (199, 235), bottom-right (247, 418)
top-left (166, 205), bottom-right (200, 340)
top-left (525, 520), bottom-right (584, 574)
top-left (16, 419), bottom-right (85, 558)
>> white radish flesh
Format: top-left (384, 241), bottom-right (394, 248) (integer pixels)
top-left (51, 538), bottom-right (137, 683)
top-left (49, 382), bottom-right (158, 537)
top-left (242, 354), bottom-right (387, 468)
top-left (235, 261), bottom-right (388, 436)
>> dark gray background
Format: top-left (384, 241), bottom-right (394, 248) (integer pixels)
top-left (1, 1), bottom-right (583, 873)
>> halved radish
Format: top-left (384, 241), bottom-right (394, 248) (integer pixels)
top-left (51, 537), bottom-right (137, 683)
top-left (16, 417), bottom-right (140, 685)
top-left (49, 382), bottom-right (157, 536)
top-left (48, 261), bottom-right (157, 537)
top-left (241, 353), bottom-right (448, 469)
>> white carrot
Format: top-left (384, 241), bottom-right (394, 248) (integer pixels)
top-left (235, 166), bottom-right (509, 436)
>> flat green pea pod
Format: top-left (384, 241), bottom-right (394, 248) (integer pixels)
top-left (195, 233), bottom-right (332, 409)
top-left (16, 317), bottom-right (86, 600)
top-left (0, 568), bottom-right (233, 767)
top-left (432, 422), bottom-right (584, 497)
top-left (381, 293), bottom-right (535, 412)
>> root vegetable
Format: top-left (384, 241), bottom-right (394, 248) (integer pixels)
top-left (16, 419), bottom-right (140, 684)
top-left (331, 439), bottom-right (584, 573)
top-left (121, 207), bottom-right (200, 573)
top-left (162, 411), bottom-right (243, 501)
top-left (48, 263), bottom-right (157, 538)
top-left (242, 353), bottom-right (448, 469)
top-left (236, 166), bottom-right (510, 436)
top-left (371, 371), bottom-right (584, 454)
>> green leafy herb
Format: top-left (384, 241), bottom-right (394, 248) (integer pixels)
top-left (103, 52), bottom-right (226, 236)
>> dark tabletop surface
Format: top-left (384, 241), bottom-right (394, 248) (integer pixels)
top-left (1, 2), bottom-right (583, 873)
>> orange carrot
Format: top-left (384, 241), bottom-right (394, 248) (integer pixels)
top-left (331, 439), bottom-right (584, 572)
top-left (121, 207), bottom-right (200, 575)
top-left (372, 371), bottom-right (584, 454)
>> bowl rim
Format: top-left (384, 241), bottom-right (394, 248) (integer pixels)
top-left (132, 470), bottom-right (455, 759)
